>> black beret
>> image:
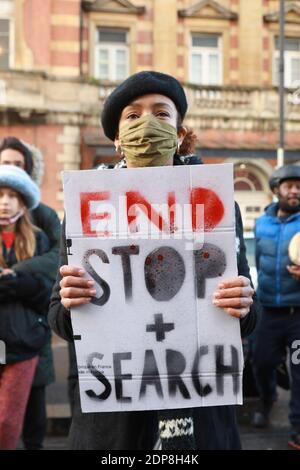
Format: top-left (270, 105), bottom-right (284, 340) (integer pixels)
top-left (101, 71), bottom-right (188, 141)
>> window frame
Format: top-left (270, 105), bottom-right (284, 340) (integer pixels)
top-left (273, 37), bottom-right (300, 88)
top-left (189, 33), bottom-right (223, 86)
top-left (0, 0), bottom-right (14, 71)
top-left (94, 27), bottom-right (129, 82)
top-left (0, 18), bottom-right (11, 70)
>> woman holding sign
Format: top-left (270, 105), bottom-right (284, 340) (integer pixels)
top-left (49, 71), bottom-right (257, 450)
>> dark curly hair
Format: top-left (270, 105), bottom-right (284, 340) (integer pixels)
top-left (0, 136), bottom-right (33, 176)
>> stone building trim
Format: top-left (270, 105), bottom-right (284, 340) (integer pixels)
top-left (199, 148), bottom-right (300, 163)
top-left (178, 0), bottom-right (238, 20)
top-left (82, 0), bottom-right (145, 15)
top-left (56, 125), bottom-right (81, 213)
top-left (264, 2), bottom-right (300, 24)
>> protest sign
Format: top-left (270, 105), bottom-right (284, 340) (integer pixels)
top-left (63, 163), bottom-right (243, 413)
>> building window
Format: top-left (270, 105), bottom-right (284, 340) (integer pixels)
top-left (95, 28), bottom-right (129, 82)
top-left (234, 166), bottom-right (263, 191)
top-left (245, 206), bottom-right (261, 213)
top-left (0, 19), bottom-right (10, 70)
top-left (189, 34), bottom-right (222, 85)
top-left (274, 37), bottom-right (300, 88)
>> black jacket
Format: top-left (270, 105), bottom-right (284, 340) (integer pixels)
top-left (48, 157), bottom-right (258, 450)
top-left (11, 202), bottom-right (60, 384)
top-left (0, 231), bottom-right (53, 363)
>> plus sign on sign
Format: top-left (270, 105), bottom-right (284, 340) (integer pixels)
top-left (63, 163), bottom-right (243, 412)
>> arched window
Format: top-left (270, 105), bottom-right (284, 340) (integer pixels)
top-left (234, 164), bottom-right (264, 191)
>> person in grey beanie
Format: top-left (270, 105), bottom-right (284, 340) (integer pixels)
top-left (48, 71), bottom-right (257, 450)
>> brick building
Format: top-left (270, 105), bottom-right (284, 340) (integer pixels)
top-left (0, 0), bottom-right (299, 227)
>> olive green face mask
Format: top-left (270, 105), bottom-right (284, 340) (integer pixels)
top-left (119, 115), bottom-right (178, 167)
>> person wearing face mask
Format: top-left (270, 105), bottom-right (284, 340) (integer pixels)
top-left (252, 165), bottom-right (300, 450)
top-left (0, 166), bottom-right (52, 449)
top-left (0, 137), bottom-right (59, 450)
top-left (48, 71), bottom-right (257, 450)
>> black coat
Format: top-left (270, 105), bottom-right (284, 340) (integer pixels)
top-left (11, 203), bottom-right (60, 385)
top-left (0, 231), bottom-right (53, 363)
top-left (48, 158), bottom-right (258, 450)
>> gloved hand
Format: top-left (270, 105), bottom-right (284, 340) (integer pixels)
top-left (0, 271), bottom-right (40, 302)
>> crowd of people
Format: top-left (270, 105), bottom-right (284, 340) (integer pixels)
top-left (0, 71), bottom-right (299, 451)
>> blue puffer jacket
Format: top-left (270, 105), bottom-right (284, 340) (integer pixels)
top-left (255, 202), bottom-right (300, 307)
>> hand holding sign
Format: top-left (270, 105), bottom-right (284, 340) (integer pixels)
top-left (60, 267), bottom-right (253, 318)
top-left (59, 265), bottom-right (96, 309)
top-left (213, 276), bottom-right (254, 319)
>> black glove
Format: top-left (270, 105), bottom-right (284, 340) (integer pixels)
top-left (0, 271), bottom-right (40, 301)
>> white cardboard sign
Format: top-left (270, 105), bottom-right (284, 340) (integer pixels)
top-left (63, 163), bottom-right (243, 413)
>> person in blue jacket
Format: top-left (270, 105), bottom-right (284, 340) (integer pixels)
top-left (253, 164), bottom-right (300, 450)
